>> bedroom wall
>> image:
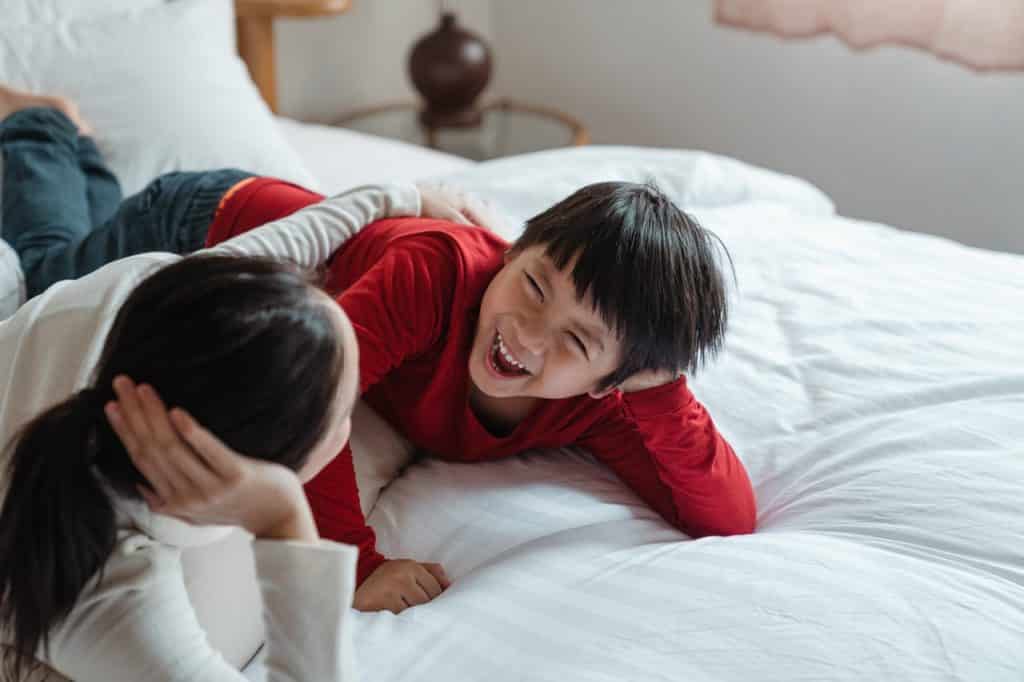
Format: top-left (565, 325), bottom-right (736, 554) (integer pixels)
top-left (275, 0), bottom-right (492, 124)
top-left (275, 1), bottom-right (1023, 255)
top-left (488, 1), bottom-right (1023, 255)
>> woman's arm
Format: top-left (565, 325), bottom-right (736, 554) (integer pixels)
top-left (207, 183), bottom-right (421, 268)
top-left (205, 182), bottom-right (504, 270)
top-left (42, 535), bottom-right (358, 682)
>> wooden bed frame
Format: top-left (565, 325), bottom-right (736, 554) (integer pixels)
top-left (234, 0), bottom-right (352, 113)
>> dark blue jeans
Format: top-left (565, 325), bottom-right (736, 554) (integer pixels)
top-left (0, 107), bottom-right (252, 298)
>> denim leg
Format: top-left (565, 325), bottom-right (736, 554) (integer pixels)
top-left (0, 107), bottom-right (90, 267)
top-left (21, 168), bottom-right (254, 297)
top-left (78, 135), bottom-right (122, 226)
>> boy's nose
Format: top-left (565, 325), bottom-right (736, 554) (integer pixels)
top-left (516, 317), bottom-right (547, 355)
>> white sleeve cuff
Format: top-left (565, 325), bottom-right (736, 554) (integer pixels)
top-left (252, 539), bottom-right (359, 681)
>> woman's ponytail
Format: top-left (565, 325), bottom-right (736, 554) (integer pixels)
top-left (0, 389), bottom-right (118, 678)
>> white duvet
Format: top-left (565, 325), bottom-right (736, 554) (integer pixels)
top-left (258, 147), bottom-right (1024, 681)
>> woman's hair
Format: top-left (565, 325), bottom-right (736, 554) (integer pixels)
top-left (513, 181), bottom-right (735, 392)
top-left (0, 254), bottom-right (346, 677)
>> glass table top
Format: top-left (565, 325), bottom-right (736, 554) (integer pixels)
top-left (334, 99), bottom-right (588, 161)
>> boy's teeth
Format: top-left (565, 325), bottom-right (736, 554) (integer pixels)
top-left (495, 331), bottom-right (526, 371)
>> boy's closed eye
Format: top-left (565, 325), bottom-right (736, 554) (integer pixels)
top-left (523, 270), bottom-right (590, 359)
top-left (524, 271), bottom-right (544, 301)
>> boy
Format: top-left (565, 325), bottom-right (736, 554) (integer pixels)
top-left (210, 177), bottom-right (758, 615)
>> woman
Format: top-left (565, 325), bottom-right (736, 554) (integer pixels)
top-left (0, 93), bottom-right (472, 678)
top-left (1, 254), bottom-right (361, 681)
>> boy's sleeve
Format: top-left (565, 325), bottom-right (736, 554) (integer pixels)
top-left (304, 228), bottom-right (458, 586)
top-left (576, 377), bottom-right (757, 538)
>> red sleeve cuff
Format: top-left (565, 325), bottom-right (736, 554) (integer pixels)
top-left (356, 548), bottom-right (389, 586)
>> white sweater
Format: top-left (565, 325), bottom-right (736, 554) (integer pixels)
top-left (0, 183), bottom-right (421, 682)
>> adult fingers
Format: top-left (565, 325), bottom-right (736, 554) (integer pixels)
top-left (432, 203), bottom-right (472, 225)
top-left (135, 384), bottom-right (219, 494)
top-left (103, 401), bottom-right (139, 458)
top-left (114, 383), bottom-right (186, 501)
top-left (106, 381), bottom-right (182, 501)
top-left (169, 408), bottom-right (244, 482)
top-left (136, 483), bottom-right (166, 511)
top-left (111, 376), bottom-right (154, 442)
top-left (105, 401), bottom-right (166, 499)
top-left (448, 207), bottom-right (473, 225)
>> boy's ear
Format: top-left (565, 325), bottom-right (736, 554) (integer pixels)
top-left (503, 247), bottom-right (517, 265)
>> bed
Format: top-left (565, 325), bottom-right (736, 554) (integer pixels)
top-left (2, 2), bottom-right (1022, 681)
top-left (254, 123), bottom-right (1024, 682)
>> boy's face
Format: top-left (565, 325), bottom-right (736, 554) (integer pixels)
top-left (469, 245), bottom-right (625, 401)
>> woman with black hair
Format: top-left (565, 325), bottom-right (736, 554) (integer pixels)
top-left (0, 176), bottom-right (466, 680)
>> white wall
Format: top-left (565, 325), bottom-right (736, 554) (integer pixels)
top-left (275, 1), bottom-right (1024, 254)
top-left (275, 0), bottom-right (492, 123)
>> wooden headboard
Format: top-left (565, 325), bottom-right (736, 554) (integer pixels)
top-left (234, 0), bottom-right (352, 113)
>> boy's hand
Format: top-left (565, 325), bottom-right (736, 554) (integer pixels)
top-left (617, 368), bottom-right (683, 393)
top-left (353, 559), bottom-right (451, 614)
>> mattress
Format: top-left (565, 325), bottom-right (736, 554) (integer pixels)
top-left (249, 130), bottom-right (1024, 680)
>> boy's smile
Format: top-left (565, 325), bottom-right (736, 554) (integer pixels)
top-left (468, 245), bottom-right (625, 414)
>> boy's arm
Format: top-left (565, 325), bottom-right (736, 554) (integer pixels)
top-left (304, 227), bottom-right (458, 586)
top-left (207, 184), bottom-right (421, 267)
top-left (577, 377), bottom-right (757, 538)
top-left (303, 442), bottom-right (387, 586)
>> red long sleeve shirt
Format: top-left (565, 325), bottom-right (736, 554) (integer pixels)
top-left (305, 217), bottom-right (757, 585)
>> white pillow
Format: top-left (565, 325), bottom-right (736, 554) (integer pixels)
top-left (0, 0), bottom-right (160, 26)
top-left (437, 146), bottom-right (837, 242)
top-left (0, 0), bottom-right (315, 196)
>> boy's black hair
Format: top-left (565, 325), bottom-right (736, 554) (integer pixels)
top-left (512, 181), bottom-right (733, 392)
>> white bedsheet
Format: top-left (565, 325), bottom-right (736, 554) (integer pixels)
top-left (250, 144), bottom-right (1024, 681)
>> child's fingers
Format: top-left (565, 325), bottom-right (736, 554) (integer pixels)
top-left (414, 568), bottom-right (444, 600)
top-left (401, 580), bottom-right (432, 608)
top-left (422, 563), bottom-right (451, 590)
top-left (388, 595), bottom-right (408, 615)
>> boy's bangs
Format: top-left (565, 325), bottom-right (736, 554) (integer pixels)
top-left (540, 232), bottom-right (631, 338)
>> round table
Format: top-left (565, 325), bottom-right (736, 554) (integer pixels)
top-left (332, 98), bottom-right (589, 161)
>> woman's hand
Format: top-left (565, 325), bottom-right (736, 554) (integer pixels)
top-left (417, 182), bottom-right (518, 235)
top-left (353, 559), bottom-right (451, 614)
top-left (104, 376), bottom-right (318, 543)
